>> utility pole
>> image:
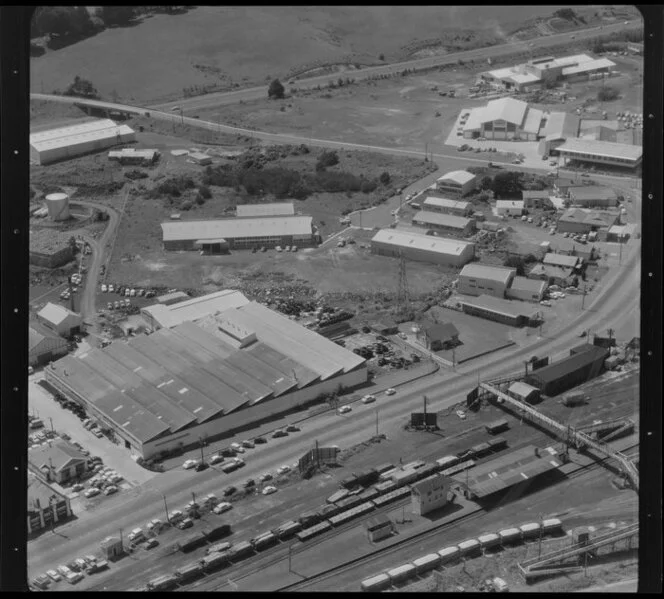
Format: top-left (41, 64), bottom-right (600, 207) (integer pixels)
top-left (119, 528), bottom-right (123, 549)
top-left (424, 143), bottom-right (428, 161)
top-left (581, 285), bottom-right (588, 310)
top-left (199, 437), bottom-right (206, 465)
top-left (49, 417), bottom-right (54, 433)
top-left (375, 408), bottom-right (379, 437)
top-left (315, 439), bottom-right (320, 470)
top-left (538, 513), bottom-right (543, 558)
top-left (618, 233), bottom-right (624, 265)
top-left (162, 493), bottom-right (169, 523)
top-left (524, 360), bottom-right (529, 377)
top-left (452, 346), bottom-right (456, 370)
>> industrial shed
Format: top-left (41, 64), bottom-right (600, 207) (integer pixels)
top-left (524, 345), bottom-right (608, 396)
top-left (29, 324), bottom-right (69, 367)
top-left (506, 277), bottom-right (546, 302)
top-left (236, 202), bottom-right (295, 217)
top-left (45, 300), bottom-right (367, 460)
top-left (422, 196), bottom-right (473, 217)
top-left (36, 303), bottom-right (82, 338)
top-left (161, 216), bottom-right (316, 251)
top-left (496, 200), bottom-right (525, 217)
top-left (108, 148), bottom-right (159, 165)
top-left (521, 190), bottom-right (553, 210)
top-left (458, 294), bottom-right (539, 327)
top-left (454, 445), bottom-right (562, 500)
top-left (556, 139), bottom-right (642, 170)
top-left (537, 111), bottom-right (580, 157)
top-left (567, 186), bottom-right (618, 208)
top-left (30, 119), bottom-right (136, 165)
top-left (412, 212), bottom-right (475, 237)
top-left (435, 171), bottom-right (477, 197)
top-left (371, 229), bottom-right (475, 267)
top-left (458, 264), bottom-right (516, 298)
top-left (556, 209), bottom-right (619, 235)
top-left (461, 98), bottom-right (544, 141)
top-left (507, 381), bottom-right (541, 404)
top-left (542, 253), bottom-right (581, 269)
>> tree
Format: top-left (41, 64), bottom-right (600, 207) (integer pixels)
top-left (504, 255), bottom-right (526, 276)
top-left (198, 185), bottom-right (211, 199)
top-left (479, 175), bottom-right (493, 191)
top-left (99, 6), bottom-right (136, 27)
top-left (492, 171), bottom-right (523, 198)
top-left (33, 6), bottom-right (95, 38)
top-left (379, 53), bottom-right (385, 61)
top-left (379, 171), bottom-right (391, 185)
top-left (597, 86), bottom-right (620, 102)
top-left (316, 150), bottom-right (339, 170)
top-left (268, 78), bottom-right (285, 100)
top-left (554, 8), bottom-right (576, 21)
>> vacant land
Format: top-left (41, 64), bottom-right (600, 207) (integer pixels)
top-left (30, 6), bottom-right (564, 104)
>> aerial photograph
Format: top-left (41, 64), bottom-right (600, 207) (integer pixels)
top-left (26, 5), bottom-right (646, 593)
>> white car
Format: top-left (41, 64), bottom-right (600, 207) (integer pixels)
top-left (128, 528), bottom-right (144, 542)
top-left (103, 485), bottom-right (118, 495)
top-left (108, 284), bottom-right (114, 293)
top-left (385, 388), bottom-right (396, 396)
top-left (230, 443), bottom-right (245, 454)
top-left (84, 488), bottom-right (100, 498)
top-left (147, 519), bottom-right (163, 532)
top-left (182, 459), bottom-right (199, 470)
top-left (262, 485), bottom-right (278, 495)
top-left (276, 465), bottom-right (291, 475)
top-left (168, 510), bottom-right (184, 522)
top-left (209, 454), bottom-right (225, 465)
top-left (540, 300), bottom-right (552, 307)
top-left (101, 284), bottom-right (108, 293)
top-left (337, 405), bottom-right (352, 414)
top-left (56, 566), bottom-right (72, 578)
top-left (213, 502), bottom-right (233, 514)
top-left (361, 394), bottom-right (376, 404)
top-left (130, 288), bottom-right (136, 297)
top-left (65, 572), bottom-right (83, 584)
top-left (46, 570), bottom-right (62, 582)
top-left (456, 410), bottom-right (467, 420)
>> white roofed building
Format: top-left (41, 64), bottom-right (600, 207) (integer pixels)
top-left (461, 97), bottom-right (545, 141)
top-left (458, 264), bottom-right (516, 298)
top-left (412, 212), bottom-right (475, 237)
top-left (556, 139), bottom-right (642, 171)
top-left (496, 200), bottom-right (525, 217)
top-left (422, 196), bottom-right (473, 217)
top-left (435, 171), bottom-right (477, 197)
top-left (236, 202), bottom-right (295, 217)
top-left (36, 303), bottom-right (82, 338)
top-left (371, 229), bottom-right (475, 267)
top-left (30, 119), bottom-right (135, 165)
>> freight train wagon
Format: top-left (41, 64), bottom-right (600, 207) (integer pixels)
top-left (412, 553), bottom-right (441, 574)
top-left (361, 573), bottom-right (392, 592)
top-left (296, 521), bottom-right (332, 542)
top-left (386, 563), bottom-right (417, 584)
top-left (438, 546), bottom-right (461, 564)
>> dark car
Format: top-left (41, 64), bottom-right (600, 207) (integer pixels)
top-left (254, 436), bottom-right (267, 445)
top-left (195, 462), bottom-right (209, 472)
top-left (243, 479), bottom-right (255, 488)
top-left (223, 486), bottom-right (238, 497)
top-left (271, 430), bottom-right (288, 439)
top-left (221, 448), bottom-right (237, 458)
top-left (376, 335), bottom-right (388, 342)
top-left (286, 424), bottom-right (300, 432)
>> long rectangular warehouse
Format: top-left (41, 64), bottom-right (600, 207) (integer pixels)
top-left (161, 216), bottom-right (316, 251)
top-left (45, 299), bottom-right (367, 459)
top-left (30, 119), bottom-right (136, 165)
top-left (371, 229), bottom-right (475, 267)
top-left (412, 212), bottom-right (475, 237)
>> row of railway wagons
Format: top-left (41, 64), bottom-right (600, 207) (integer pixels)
top-left (360, 518), bottom-right (564, 591)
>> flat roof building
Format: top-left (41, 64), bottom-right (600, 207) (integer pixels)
top-left (46, 297), bottom-right (367, 460)
top-left (108, 148), bottom-right (159, 165)
top-left (567, 185), bottom-right (618, 208)
top-left (161, 216), bottom-right (316, 251)
top-left (412, 212), bottom-right (475, 237)
top-left (557, 208), bottom-right (619, 235)
top-left (422, 196), bottom-right (473, 216)
top-left (496, 200), bottom-right (525, 217)
top-left (30, 119), bottom-right (136, 165)
top-left (371, 229), bottom-right (475, 267)
top-left (236, 202), bottom-right (295, 217)
top-left (506, 276), bottom-right (546, 303)
top-left (435, 171), bottom-right (477, 196)
top-left (458, 264), bottom-right (516, 298)
top-left (556, 139), bottom-right (642, 170)
top-left (458, 294), bottom-right (539, 327)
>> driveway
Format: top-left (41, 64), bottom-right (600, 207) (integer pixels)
top-left (28, 374), bottom-right (156, 488)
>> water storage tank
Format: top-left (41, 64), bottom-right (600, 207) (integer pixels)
top-left (45, 193), bottom-right (70, 221)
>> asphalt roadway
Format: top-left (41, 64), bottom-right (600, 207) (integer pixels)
top-left (27, 226), bottom-right (639, 577)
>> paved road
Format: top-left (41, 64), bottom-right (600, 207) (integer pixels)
top-left (144, 20), bottom-right (640, 113)
top-left (577, 578), bottom-right (638, 593)
top-left (27, 225), bottom-right (639, 576)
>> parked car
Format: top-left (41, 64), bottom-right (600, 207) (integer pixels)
top-left (209, 454), bottom-right (226, 465)
top-left (338, 405), bottom-right (352, 414)
top-left (243, 479), bottom-right (256, 489)
top-left (195, 462), bottom-right (209, 472)
top-left (223, 486), bottom-right (238, 497)
top-left (213, 502), bottom-right (233, 514)
top-left (262, 485), bottom-right (278, 495)
top-left (144, 538), bottom-right (159, 550)
top-left (259, 472), bottom-right (273, 482)
top-left (182, 459), bottom-right (199, 470)
top-left (242, 439), bottom-right (255, 449)
top-left (56, 566), bottom-right (72, 578)
top-left (254, 436), bottom-right (267, 444)
top-left (230, 443), bottom-right (245, 453)
top-left (46, 570), bottom-right (62, 582)
top-left (72, 483), bottom-right (84, 492)
top-left (177, 518), bottom-right (194, 530)
top-left (385, 388), bottom-right (396, 396)
top-left (65, 572), bottom-right (84, 585)
top-left (168, 510), bottom-right (184, 523)
top-left (32, 575), bottom-right (51, 590)
top-left (361, 394), bottom-right (376, 404)
top-left (147, 518), bottom-right (164, 532)
top-left (540, 300), bottom-right (552, 307)
top-left (128, 528), bottom-right (144, 543)
top-left (276, 465), bottom-right (291, 475)
top-left (285, 424), bottom-right (300, 433)
top-left (84, 488), bottom-right (100, 498)
top-left (456, 410), bottom-right (467, 420)
top-left (271, 430), bottom-right (288, 439)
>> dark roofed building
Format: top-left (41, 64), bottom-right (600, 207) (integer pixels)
top-left (28, 439), bottom-right (88, 484)
top-left (458, 294), bottom-right (540, 327)
top-left (370, 320), bottom-right (399, 335)
top-left (27, 472), bottom-right (73, 535)
top-left (416, 322), bottom-right (459, 351)
top-left (365, 514), bottom-right (394, 542)
top-left (525, 344), bottom-right (608, 396)
top-left (29, 323), bottom-right (69, 367)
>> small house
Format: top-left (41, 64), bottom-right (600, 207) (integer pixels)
top-left (416, 322), bottom-right (459, 351)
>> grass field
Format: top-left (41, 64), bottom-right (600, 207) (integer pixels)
top-left (30, 6), bottom-right (567, 104)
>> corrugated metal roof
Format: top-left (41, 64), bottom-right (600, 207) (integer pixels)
top-left (542, 111), bottom-right (580, 141)
top-left (522, 108), bottom-right (544, 135)
top-left (423, 197), bottom-right (471, 211)
top-left (30, 119), bottom-right (121, 142)
top-left (437, 171), bottom-right (476, 185)
top-left (31, 124), bottom-right (135, 152)
top-left (29, 439), bottom-right (87, 473)
top-left (543, 253), bottom-right (580, 268)
top-left (556, 139), bottom-right (642, 161)
top-left (508, 381), bottom-right (539, 398)
top-left (567, 186), bottom-right (617, 200)
top-left (459, 294), bottom-right (539, 319)
top-left (463, 107), bottom-right (484, 132)
top-left (522, 190), bottom-right (551, 200)
top-left (460, 263), bottom-right (516, 284)
top-left (372, 228), bottom-right (474, 256)
top-left (37, 303), bottom-right (80, 327)
top-left (496, 200), bottom-right (524, 209)
top-left (412, 212), bottom-right (473, 229)
top-left (558, 208), bottom-right (618, 227)
top-left (509, 276), bottom-right (546, 293)
top-left (526, 346), bottom-right (609, 386)
top-left (29, 323), bottom-right (68, 356)
top-left (245, 343), bottom-right (320, 389)
top-left (480, 97), bottom-right (529, 126)
top-left (236, 202), bottom-right (295, 217)
top-left (562, 57), bottom-right (615, 76)
top-left (161, 216), bottom-right (313, 242)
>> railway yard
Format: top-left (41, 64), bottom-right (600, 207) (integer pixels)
top-left (23, 6), bottom-right (649, 595)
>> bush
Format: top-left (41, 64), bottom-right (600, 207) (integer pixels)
top-left (504, 255), bottom-right (526, 276)
top-left (64, 75), bottom-right (100, 100)
top-left (198, 185), bottom-right (212, 199)
top-left (316, 150), bottom-right (339, 170)
top-left (195, 194), bottom-right (206, 205)
top-left (360, 180), bottom-right (377, 193)
top-left (379, 171), bottom-right (391, 185)
top-left (180, 200), bottom-right (194, 211)
top-left (124, 169), bottom-right (148, 180)
top-left (597, 86), bottom-right (620, 102)
top-left (268, 79), bottom-right (285, 99)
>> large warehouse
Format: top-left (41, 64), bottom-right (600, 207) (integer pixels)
top-left (462, 97), bottom-right (544, 141)
top-left (525, 344), bottom-right (608, 396)
top-left (458, 264), bottom-right (516, 298)
top-left (412, 212), bottom-right (475, 237)
top-left (161, 216), bottom-right (316, 251)
top-left (567, 185), bottom-right (619, 208)
top-left (45, 299), bottom-right (367, 459)
top-left (537, 111), bottom-right (580, 157)
top-left (30, 119), bottom-right (136, 165)
top-left (371, 229), bottom-right (475, 267)
top-left (555, 139), bottom-right (642, 170)
top-left (435, 171), bottom-right (477, 197)
top-left (556, 208), bottom-right (619, 235)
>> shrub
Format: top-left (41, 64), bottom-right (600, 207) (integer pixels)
top-left (316, 150), bottom-right (339, 169)
top-left (198, 185), bottom-right (211, 199)
top-left (268, 78), bottom-right (285, 100)
top-left (379, 171), bottom-right (391, 185)
top-left (195, 194), bottom-right (205, 205)
top-left (360, 180), bottom-right (377, 193)
top-left (504, 256), bottom-right (526, 276)
top-left (180, 200), bottom-right (194, 211)
top-left (597, 86), bottom-right (620, 102)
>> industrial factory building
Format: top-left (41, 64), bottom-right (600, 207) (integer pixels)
top-left (370, 229), bottom-right (475, 267)
top-left (161, 216), bottom-right (316, 251)
top-left (461, 97), bottom-right (544, 141)
top-left (458, 264), bottom-right (516, 298)
top-left (555, 139), bottom-right (642, 170)
top-left (30, 119), bottom-right (136, 165)
top-left (524, 344), bottom-right (609, 396)
top-left (412, 212), bottom-right (475, 237)
top-left (458, 295), bottom-right (539, 327)
top-left (421, 197), bottom-right (473, 217)
top-left (29, 323), bottom-right (69, 367)
top-left (567, 185), bottom-right (619, 208)
top-left (236, 202), bottom-right (295, 217)
top-left (556, 208), bottom-right (620, 235)
top-left (45, 298), bottom-right (367, 459)
top-left (537, 111), bottom-right (580, 157)
top-left (29, 229), bottom-right (74, 268)
top-left (37, 303), bottom-right (82, 338)
top-left (505, 277), bottom-right (546, 303)
top-left (435, 171), bottom-right (477, 197)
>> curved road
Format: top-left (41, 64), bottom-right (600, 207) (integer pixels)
top-left (28, 224), bottom-right (639, 575)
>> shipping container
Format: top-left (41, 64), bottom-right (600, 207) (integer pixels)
top-left (175, 562), bottom-right (203, 582)
top-left (361, 573), bottom-right (391, 592)
top-left (487, 437), bottom-right (508, 451)
top-left (386, 563), bottom-right (416, 584)
top-left (340, 475), bottom-right (359, 489)
top-left (498, 528), bottom-right (522, 544)
top-left (438, 546), bottom-right (460, 564)
top-left (147, 574), bottom-right (177, 591)
top-left (412, 553), bottom-right (441, 574)
top-left (478, 533), bottom-right (501, 549)
top-left (519, 522), bottom-right (541, 539)
top-left (485, 419), bottom-right (509, 434)
top-left (458, 539), bottom-right (481, 556)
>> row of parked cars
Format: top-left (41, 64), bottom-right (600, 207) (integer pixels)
top-left (100, 283), bottom-right (156, 298)
top-left (33, 555), bottom-right (109, 589)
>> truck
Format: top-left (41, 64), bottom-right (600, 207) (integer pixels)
top-left (561, 392), bottom-right (587, 407)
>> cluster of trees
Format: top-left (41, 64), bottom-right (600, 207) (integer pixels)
top-left (316, 150), bottom-right (340, 171)
top-left (478, 171), bottom-right (524, 198)
top-left (597, 86), bottom-right (620, 102)
top-left (553, 8), bottom-right (577, 21)
top-left (149, 175), bottom-right (196, 198)
top-left (504, 254), bottom-right (538, 276)
top-left (32, 7), bottom-right (140, 39)
top-left (63, 75), bottom-right (100, 99)
top-left (268, 79), bottom-right (285, 100)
